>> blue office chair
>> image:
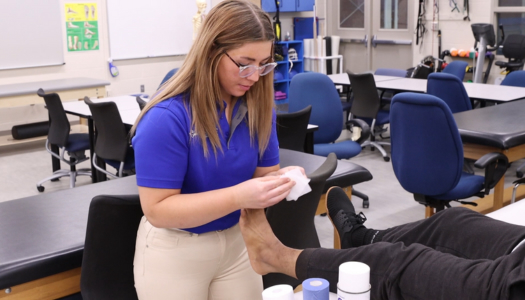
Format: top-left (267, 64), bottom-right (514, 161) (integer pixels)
top-left (158, 68), bottom-right (179, 90)
top-left (501, 70), bottom-right (525, 88)
top-left (289, 72), bottom-right (371, 208)
top-left (500, 71), bottom-right (525, 177)
top-left (441, 60), bottom-right (468, 81)
top-left (390, 92), bottom-right (508, 217)
top-left (289, 72), bottom-right (370, 159)
top-left (427, 72), bottom-right (472, 113)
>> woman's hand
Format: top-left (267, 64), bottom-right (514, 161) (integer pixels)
top-left (264, 166), bottom-right (306, 177)
top-left (233, 176), bottom-right (296, 209)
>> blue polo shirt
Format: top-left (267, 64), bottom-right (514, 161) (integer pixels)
top-left (132, 94), bottom-right (280, 233)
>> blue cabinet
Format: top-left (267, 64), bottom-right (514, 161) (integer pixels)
top-left (273, 41), bottom-right (304, 104)
top-left (296, 0), bottom-right (314, 11)
top-left (262, 0), bottom-right (313, 13)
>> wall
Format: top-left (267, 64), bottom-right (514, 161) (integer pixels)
top-left (413, 0), bottom-right (503, 83)
top-left (0, 0), bottom-right (224, 132)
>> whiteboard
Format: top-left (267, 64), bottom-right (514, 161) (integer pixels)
top-left (0, 0), bottom-right (64, 70)
top-left (107, 0), bottom-right (210, 60)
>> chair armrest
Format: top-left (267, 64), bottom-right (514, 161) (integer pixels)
top-left (346, 119), bottom-right (370, 144)
top-left (513, 177), bottom-right (525, 185)
top-left (474, 152), bottom-right (509, 193)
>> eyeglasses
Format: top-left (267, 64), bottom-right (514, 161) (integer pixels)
top-left (224, 52), bottom-right (277, 78)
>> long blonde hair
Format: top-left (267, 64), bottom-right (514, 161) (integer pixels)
top-left (131, 0), bottom-right (275, 157)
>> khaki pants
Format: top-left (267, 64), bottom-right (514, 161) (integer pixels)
top-left (134, 217), bottom-right (263, 300)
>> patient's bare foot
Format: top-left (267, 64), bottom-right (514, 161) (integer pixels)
top-left (240, 209), bottom-right (301, 278)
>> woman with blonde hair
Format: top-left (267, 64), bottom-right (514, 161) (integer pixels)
top-left (131, 1), bottom-right (303, 299)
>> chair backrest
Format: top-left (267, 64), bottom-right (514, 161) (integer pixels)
top-left (158, 68), bottom-right (179, 89)
top-left (502, 34), bottom-right (525, 60)
top-left (288, 72), bottom-right (344, 144)
top-left (426, 72), bottom-right (472, 113)
top-left (390, 92), bottom-right (463, 196)
top-left (374, 68), bottom-right (407, 77)
top-left (442, 60), bottom-right (468, 81)
top-left (347, 72), bottom-right (381, 119)
top-left (501, 70), bottom-right (525, 87)
top-left (37, 88), bottom-right (70, 147)
top-left (136, 96), bottom-right (147, 110)
top-left (84, 97), bottom-right (129, 162)
top-left (81, 194), bottom-right (143, 300)
top-left (263, 152), bottom-right (337, 289)
top-left (276, 105), bottom-right (312, 152)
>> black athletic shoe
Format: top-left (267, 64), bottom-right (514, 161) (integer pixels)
top-left (326, 186), bottom-right (367, 249)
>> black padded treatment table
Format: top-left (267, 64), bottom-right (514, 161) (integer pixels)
top-left (454, 100), bottom-right (525, 213)
top-left (0, 150), bottom-right (372, 299)
top-left (0, 176), bottom-right (138, 299)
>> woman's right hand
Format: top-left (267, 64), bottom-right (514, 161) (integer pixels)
top-left (233, 176), bottom-right (296, 209)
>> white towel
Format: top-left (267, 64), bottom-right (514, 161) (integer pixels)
top-left (281, 168), bottom-right (311, 201)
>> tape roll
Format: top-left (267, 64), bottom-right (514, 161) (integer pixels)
top-left (303, 278), bottom-right (329, 300)
top-left (262, 284), bottom-right (294, 300)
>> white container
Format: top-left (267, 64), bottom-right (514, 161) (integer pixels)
top-left (337, 262), bottom-right (370, 300)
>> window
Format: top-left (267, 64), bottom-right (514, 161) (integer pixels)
top-left (339, 0), bottom-right (365, 28)
top-left (381, 0), bottom-right (408, 29)
top-left (494, 1), bottom-right (525, 46)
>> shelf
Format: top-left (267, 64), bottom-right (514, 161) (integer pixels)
top-left (273, 40), bottom-right (304, 104)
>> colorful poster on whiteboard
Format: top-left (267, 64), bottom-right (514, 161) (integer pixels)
top-left (65, 3), bottom-right (99, 51)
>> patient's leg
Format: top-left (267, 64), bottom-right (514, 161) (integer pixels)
top-left (240, 207), bottom-right (525, 299)
top-left (239, 209), bottom-right (301, 278)
top-left (378, 207), bottom-right (525, 259)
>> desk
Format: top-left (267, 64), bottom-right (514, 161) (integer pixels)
top-left (0, 151), bottom-right (371, 299)
top-left (328, 73), bottom-right (404, 86)
top-left (0, 78), bottom-right (110, 148)
top-left (63, 97), bottom-right (319, 182)
top-left (328, 74), bottom-right (525, 103)
top-left (0, 78), bottom-right (109, 108)
top-left (63, 96), bottom-right (139, 183)
top-left (454, 100), bottom-right (525, 213)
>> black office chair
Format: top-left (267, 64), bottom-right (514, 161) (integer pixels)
top-left (347, 72), bottom-right (390, 162)
top-left (84, 97), bottom-right (135, 179)
top-left (136, 96), bottom-right (147, 111)
top-left (495, 34), bottom-right (525, 75)
top-left (80, 194), bottom-right (143, 300)
top-left (276, 105), bottom-right (312, 152)
top-left (263, 153), bottom-right (337, 289)
top-left (36, 89), bottom-right (91, 192)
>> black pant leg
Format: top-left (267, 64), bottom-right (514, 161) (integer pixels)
top-left (379, 207), bottom-right (525, 259)
top-left (296, 241), bottom-right (525, 300)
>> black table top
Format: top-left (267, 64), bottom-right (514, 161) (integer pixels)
top-left (0, 150), bottom-right (372, 289)
top-left (454, 100), bottom-right (525, 149)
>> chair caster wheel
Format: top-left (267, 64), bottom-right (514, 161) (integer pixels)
top-left (383, 156), bottom-right (390, 162)
top-left (363, 200), bottom-right (370, 208)
top-left (37, 186), bottom-right (45, 192)
top-left (517, 171), bottom-right (524, 178)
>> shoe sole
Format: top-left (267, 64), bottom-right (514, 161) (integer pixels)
top-left (326, 186), bottom-right (346, 249)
